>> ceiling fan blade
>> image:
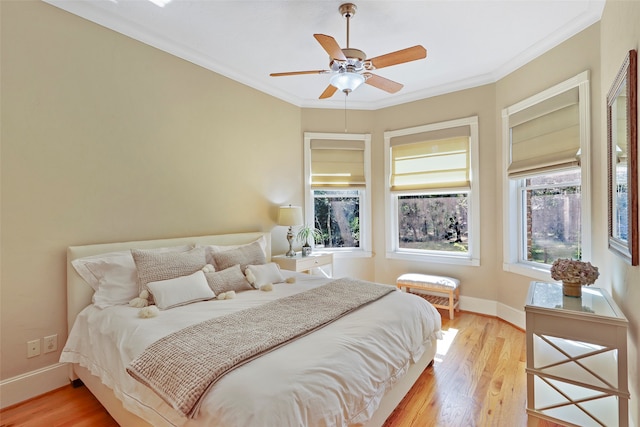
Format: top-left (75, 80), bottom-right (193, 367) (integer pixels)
top-left (364, 73), bottom-right (403, 93)
top-left (270, 70), bottom-right (330, 77)
top-left (319, 84), bottom-right (338, 99)
top-left (368, 45), bottom-right (427, 70)
top-left (314, 34), bottom-right (347, 61)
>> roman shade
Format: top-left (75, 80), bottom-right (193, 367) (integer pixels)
top-left (310, 139), bottom-right (365, 188)
top-left (508, 87), bottom-right (580, 178)
top-left (390, 126), bottom-right (471, 192)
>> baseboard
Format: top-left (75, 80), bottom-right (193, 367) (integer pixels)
top-left (0, 362), bottom-right (69, 409)
top-left (497, 302), bottom-right (525, 330)
top-left (460, 296), bottom-right (525, 330)
top-left (459, 295), bottom-right (497, 316)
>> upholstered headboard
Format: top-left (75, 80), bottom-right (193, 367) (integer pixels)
top-left (66, 232), bottom-right (271, 334)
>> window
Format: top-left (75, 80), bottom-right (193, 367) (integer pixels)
top-left (384, 116), bottom-right (480, 265)
top-left (303, 132), bottom-right (371, 257)
top-left (502, 71), bottom-right (591, 280)
top-left (521, 170), bottom-right (582, 264)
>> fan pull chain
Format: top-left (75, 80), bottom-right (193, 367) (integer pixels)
top-left (344, 93), bottom-right (348, 133)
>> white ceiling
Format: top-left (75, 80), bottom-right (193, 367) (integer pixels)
top-left (44, 0), bottom-right (605, 110)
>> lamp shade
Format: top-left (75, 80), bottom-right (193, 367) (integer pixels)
top-left (278, 205), bottom-right (303, 227)
top-left (330, 72), bottom-right (365, 93)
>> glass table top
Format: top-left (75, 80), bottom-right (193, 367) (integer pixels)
top-left (527, 282), bottom-right (624, 319)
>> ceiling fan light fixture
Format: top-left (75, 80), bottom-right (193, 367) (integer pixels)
top-left (330, 71), bottom-right (365, 93)
top-left (271, 3), bottom-right (426, 99)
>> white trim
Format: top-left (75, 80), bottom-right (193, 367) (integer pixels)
top-left (502, 71), bottom-right (591, 279)
top-left (384, 116), bottom-right (480, 266)
top-left (0, 362), bottom-right (69, 409)
top-left (386, 250), bottom-right (479, 267)
top-left (330, 250), bottom-right (372, 259)
top-left (460, 295), bottom-right (497, 317)
top-left (496, 303), bottom-right (526, 330)
top-left (42, 1), bottom-right (605, 111)
top-left (503, 262), bottom-right (555, 283)
top-left (502, 71), bottom-right (590, 117)
top-left (303, 132), bottom-right (372, 255)
top-left (459, 296), bottom-right (525, 330)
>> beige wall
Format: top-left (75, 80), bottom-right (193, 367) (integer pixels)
top-left (1, 1), bottom-right (301, 380)
top-left (600, 1), bottom-right (640, 424)
top-left (1, 0), bottom-right (639, 422)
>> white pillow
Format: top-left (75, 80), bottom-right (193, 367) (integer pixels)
top-left (244, 263), bottom-right (285, 288)
top-left (71, 245), bottom-right (193, 309)
top-left (147, 270), bottom-right (215, 310)
top-left (72, 250), bottom-right (132, 292)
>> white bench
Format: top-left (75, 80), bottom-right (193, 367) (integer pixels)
top-left (396, 273), bottom-right (460, 319)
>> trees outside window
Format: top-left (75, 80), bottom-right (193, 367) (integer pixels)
top-left (313, 190), bottom-right (360, 248)
top-left (521, 170), bottom-right (581, 265)
top-left (397, 193), bottom-right (468, 252)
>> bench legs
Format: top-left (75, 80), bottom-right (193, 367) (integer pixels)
top-left (398, 285), bottom-right (460, 320)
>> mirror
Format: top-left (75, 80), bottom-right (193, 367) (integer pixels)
top-left (607, 49), bottom-right (638, 265)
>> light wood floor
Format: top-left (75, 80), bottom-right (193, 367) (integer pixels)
top-left (0, 311), bottom-right (561, 427)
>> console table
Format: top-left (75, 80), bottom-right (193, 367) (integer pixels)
top-left (525, 281), bottom-right (629, 427)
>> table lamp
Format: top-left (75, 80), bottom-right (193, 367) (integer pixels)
top-left (278, 205), bottom-right (303, 257)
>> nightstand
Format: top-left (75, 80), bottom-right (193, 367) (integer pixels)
top-left (272, 252), bottom-right (333, 277)
top-left (525, 281), bottom-right (629, 427)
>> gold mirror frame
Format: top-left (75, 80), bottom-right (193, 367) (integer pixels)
top-left (607, 49), bottom-right (638, 265)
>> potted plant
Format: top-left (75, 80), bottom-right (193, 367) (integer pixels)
top-left (550, 258), bottom-right (600, 297)
top-left (296, 225), bottom-right (323, 256)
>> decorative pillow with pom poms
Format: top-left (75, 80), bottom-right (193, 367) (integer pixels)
top-left (244, 263), bottom-right (285, 289)
top-left (138, 305), bottom-right (159, 318)
top-left (129, 290), bottom-right (150, 308)
top-left (204, 264), bottom-right (252, 295)
top-left (216, 290), bottom-right (236, 300)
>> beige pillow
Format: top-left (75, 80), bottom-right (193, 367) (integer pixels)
top-left (131, 247), bottom-right (206, 301)
top-left (210, 240), bottom-right (266, 271)
top-left (203, 236), bottom-right (267, 265)
top-left (204, 264), bottom-right (253, 295)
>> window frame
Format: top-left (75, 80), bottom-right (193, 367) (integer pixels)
top-left (384, 116), bottom-right (480, 266)
top-left (303, 132), bottom-right (372, 258)
top-left (502, 71), bottom-right (592, 280)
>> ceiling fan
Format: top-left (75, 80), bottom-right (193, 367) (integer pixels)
top-left (270, 3), bottom-right (427, 99)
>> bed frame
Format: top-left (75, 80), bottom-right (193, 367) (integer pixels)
top-left (66, 231), bottom-right (435, 427)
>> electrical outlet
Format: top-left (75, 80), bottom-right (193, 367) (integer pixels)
top-left (44, 334), bottom-right (58, 354)
top-left (27, 339), bottom-right (40, 358)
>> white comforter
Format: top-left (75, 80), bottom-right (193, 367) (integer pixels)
top-left (61, 272), bottom-right (441, 427)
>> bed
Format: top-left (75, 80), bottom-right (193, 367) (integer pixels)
top-left (62, 231), bottom-right (441, 427)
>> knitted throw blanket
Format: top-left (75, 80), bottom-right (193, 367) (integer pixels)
top-left (126, 278), bottom-right (395, 418)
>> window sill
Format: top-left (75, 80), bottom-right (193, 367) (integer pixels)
top-left (316, 249), bottom-right (373, 259)
top-left (503, 262), bottom-right (553, 282)
top-left (386, 251), bottom-right (479, 266)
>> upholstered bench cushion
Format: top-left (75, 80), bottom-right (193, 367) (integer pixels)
top-left (396, 273), bottom-right (459, 291)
